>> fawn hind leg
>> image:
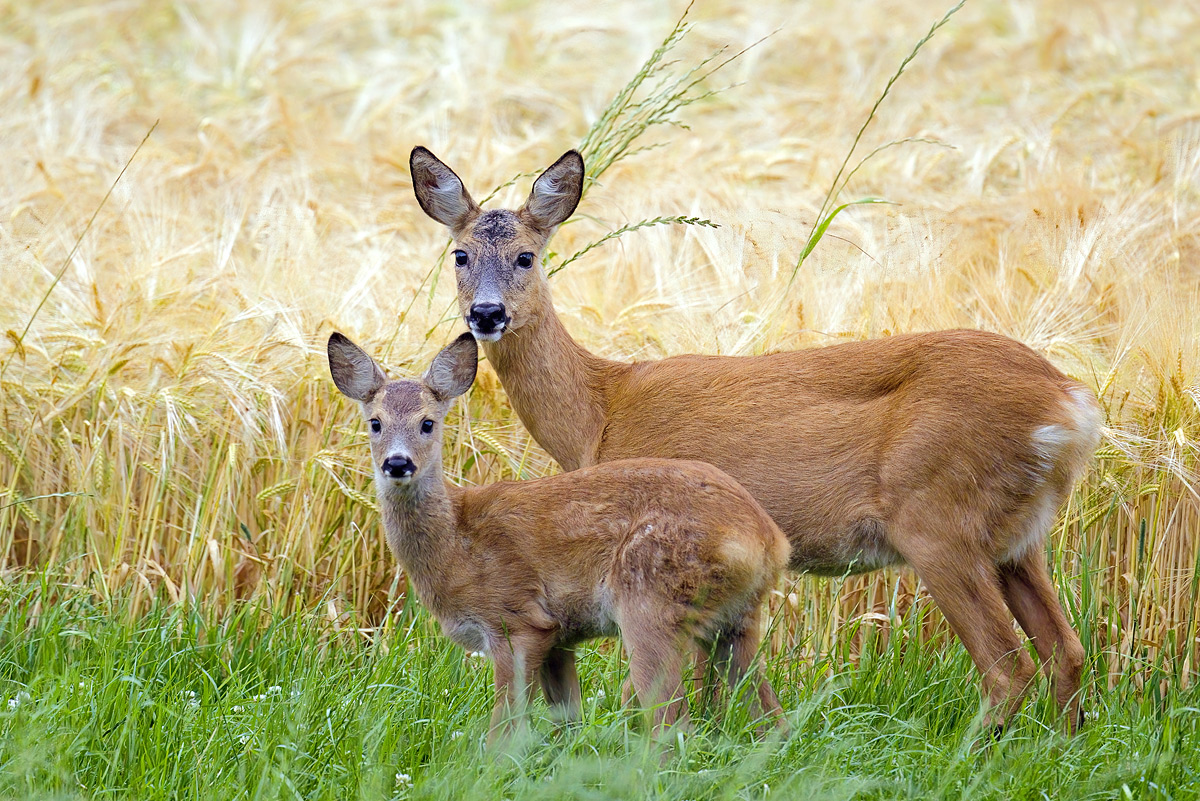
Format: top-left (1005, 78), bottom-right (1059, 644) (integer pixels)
top-left (618, 602), bottom-right (690, 738)
top-left (711, 610), bottom-right (786, 734)
top-left (999, 550), bottom-right (1086, 731)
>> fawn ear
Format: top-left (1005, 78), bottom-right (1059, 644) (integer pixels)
top-left (425, 333), bottom-right (478, 402)
top-left (410, 146), bottom-right (481, 235)
top-left (519, 150), bottom-right (584, 232)
top-left (328, 332), bottom-right (387, 402)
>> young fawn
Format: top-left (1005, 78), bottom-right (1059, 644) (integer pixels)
top-left (327, 331), bottom-right (789, 741)
top-left (409, 146), bottom-right (1104, 732)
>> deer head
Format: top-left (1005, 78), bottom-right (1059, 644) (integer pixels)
top-left (410, 147), bottom-right (584, 341)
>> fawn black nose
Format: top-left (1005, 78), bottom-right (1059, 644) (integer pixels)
top-left (381, 456), bottom-right (416, 479)
top-left (468, 302), bottom-right (508, 333)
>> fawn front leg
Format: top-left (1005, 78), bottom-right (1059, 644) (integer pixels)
top-left (539, 646), bottom-right (582, 726)
top-left (488, 646), bottom-right (529, 748)
top-left (488, 631), bottom-right (555, 749)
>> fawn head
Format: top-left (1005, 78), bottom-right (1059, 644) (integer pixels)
top-left (410, 146), bottom-right (584, 341)
top-left (327, 332), bottom-right (478, 488)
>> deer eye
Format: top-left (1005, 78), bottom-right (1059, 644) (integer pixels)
top-left (453, 250), bottom-right (469, 267)
top-left (420, 419), bottom-right (435, 434)
top-left (369, 419), bottom-right (381, 434)
top-left (515, 252), bottom-right (534, 268)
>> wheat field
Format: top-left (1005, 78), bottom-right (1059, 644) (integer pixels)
top-left (1, 0), bottom-right (1198, 698)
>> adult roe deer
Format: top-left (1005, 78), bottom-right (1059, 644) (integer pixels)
top-left (409, 146), bottom-right (1104, 731)
top-left (328, 331), bottom-right (789, 741)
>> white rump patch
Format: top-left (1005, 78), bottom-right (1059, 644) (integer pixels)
top-left (1031, 423), bottom-right (1075, 475)
top-left (1008, 386), bottom-right (1103, 563)
top-left (1064, 385), bottom-right (1104, 454)
top-left (1030, 386), bottom-right (1103, 478)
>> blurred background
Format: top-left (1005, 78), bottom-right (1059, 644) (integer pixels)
top-left (1, 0), bottom-right (1197, 685)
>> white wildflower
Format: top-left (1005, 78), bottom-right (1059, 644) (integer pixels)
top-left (232, 705), bottom-right (244, 712)
top-left (395, 772), bottom-right (413, 788)
top-left (450, 730), bottom-right (463, 741)
top-left (267, 685), bottom-right (282, 695)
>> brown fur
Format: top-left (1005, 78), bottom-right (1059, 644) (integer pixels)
top-left (410, 147), bottom-right (1105, 731)
top-left (328, 332), bottom-right (789, 743)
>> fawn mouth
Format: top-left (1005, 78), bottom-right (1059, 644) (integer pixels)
top-left (380, 472), bottom-right (419, 492)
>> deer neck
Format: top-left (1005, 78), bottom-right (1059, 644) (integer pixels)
top-left (482, 304), bottom-right (623, 471)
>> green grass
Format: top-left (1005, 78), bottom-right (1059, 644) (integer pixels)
top-left (1, 3), bottom-right (1197, 798)
top-left (2, 580), bottom-right (1196, 801)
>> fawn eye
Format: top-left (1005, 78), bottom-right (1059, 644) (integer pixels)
top-left (453, 250), bottom-right (468, 267)
top-left (420, 419), bottom-right (435, 434)
top-left (369, 419), bottom-right (381, 434)
top-left (515, 252), bottom-right (534, 268)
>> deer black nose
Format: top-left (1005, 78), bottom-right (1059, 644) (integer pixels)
top-left (468, 302), bottom-right (508, 333)
top-left (381, 456), bottom-right (416, 479)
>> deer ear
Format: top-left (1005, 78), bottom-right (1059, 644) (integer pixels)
top-left (519, 150), bottom-right (584, 232)
top-left (424, 333), bottom-right (478, 402)
top-left (328, 332), bottom-right (387, 402)
top-left (410, 146), bottom-right (481, 234)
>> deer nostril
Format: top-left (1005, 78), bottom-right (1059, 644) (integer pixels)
top-left (381, 456), bottom-right (416, 478)
top-left (468, 302), bottom-right (507, 331)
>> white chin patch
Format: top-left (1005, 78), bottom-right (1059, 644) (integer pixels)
top-left (469, 326), bottom-right (505, 342)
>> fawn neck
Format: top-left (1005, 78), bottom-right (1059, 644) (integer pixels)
top-left (377, 461), bottom-right (461, 581)
top-left (481, 304), bottom-right (626, 471)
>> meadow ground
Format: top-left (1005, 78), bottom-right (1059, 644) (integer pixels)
top-left (1, 0), bottom-right (1198, 798)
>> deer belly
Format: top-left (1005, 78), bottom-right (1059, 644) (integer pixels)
top-left (789, 516), bottom-right (902, 575)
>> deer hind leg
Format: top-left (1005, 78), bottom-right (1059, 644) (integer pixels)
top-left (539, 645), bottom-right (582, 726)
top-left (999, 551), bottom-right (1086, 732)
top-left (617, 603), bottom-right (690, 738)
top-left (897, 526), bottom-right (1037, 731)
